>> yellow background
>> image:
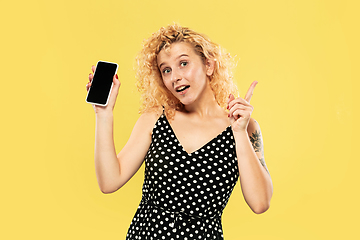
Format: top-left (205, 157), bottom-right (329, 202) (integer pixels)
top-left (1, 0), bottom-right (359, 239)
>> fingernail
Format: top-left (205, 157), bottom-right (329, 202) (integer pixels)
top-left (116, 74), bottom-right (118, 79)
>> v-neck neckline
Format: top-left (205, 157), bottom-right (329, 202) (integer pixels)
top-left (161, 113), bottom-right (232, 155)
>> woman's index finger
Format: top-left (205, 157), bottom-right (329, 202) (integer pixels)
top-left (244, 81), bottom-right (258, 103)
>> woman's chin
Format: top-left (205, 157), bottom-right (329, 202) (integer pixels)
top-left (179, 98), bottom-right (195, 106)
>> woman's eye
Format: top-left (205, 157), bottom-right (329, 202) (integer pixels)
top-left (163, 69), bottom-right (171, 74)
top-left (180, 61), bottom-right (188, 67)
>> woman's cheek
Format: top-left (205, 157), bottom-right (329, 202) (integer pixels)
top-left (163, 80), bottom-right (173, 94)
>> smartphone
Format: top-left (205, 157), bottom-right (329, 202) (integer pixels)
top-left (86, 61), bottom-right (118, 106)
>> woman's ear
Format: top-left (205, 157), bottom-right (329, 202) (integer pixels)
top-left (205, 59), bottom-right (216, 76)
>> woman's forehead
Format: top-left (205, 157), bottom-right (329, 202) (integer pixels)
top-left (157, 42), bottom-right (196, 64)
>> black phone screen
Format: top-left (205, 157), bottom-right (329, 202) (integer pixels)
top-left (86, 61), bottom-right (118, 106)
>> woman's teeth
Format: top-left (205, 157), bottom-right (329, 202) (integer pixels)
top-left (176, 85), bottom-right (189, 92)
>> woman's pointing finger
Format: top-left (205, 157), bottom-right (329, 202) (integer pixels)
top-left (244, 81), bottom-right (258, 103)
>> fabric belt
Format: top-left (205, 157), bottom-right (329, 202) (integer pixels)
top-left (142, 198), bottom-right (221, 232)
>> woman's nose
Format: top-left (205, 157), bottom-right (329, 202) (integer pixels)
top-left (171, 69), bottom-right (181, 82)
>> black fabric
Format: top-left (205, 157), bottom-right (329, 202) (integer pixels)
top-left (126, 113), bottom-right (239, 240)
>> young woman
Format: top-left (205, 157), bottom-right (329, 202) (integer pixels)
top-left (86, 24), bottom-right (273, 240)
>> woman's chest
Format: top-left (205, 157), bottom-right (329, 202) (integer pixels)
top-left (170, 117), bottom-right (231, 154)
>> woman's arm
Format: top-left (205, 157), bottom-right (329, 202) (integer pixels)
top-left (227, 81), bottom-right (273, 214)
top-left (233, 118), bottom-right (273, 214)
top-left (87, 65), bottom-right (160, 194)
top-left (94, 111), bottom-right (159, 194)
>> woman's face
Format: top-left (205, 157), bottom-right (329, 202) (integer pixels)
top-left (157, 42), bottom-right (214, 106)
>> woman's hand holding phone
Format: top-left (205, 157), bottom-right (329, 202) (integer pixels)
top-left (86, 64), bottom-right (121, 114)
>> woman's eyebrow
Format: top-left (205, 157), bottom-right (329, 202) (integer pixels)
top-left (177, 54), bottom-right (189, 59)
top-left (159, 62), bottom-right (166, 69)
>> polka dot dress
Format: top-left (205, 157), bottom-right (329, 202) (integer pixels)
top-left (126, 113), bottom-right (239, 240)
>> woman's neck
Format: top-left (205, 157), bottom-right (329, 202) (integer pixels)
top-left (183, 83), bottom-right (224, 118)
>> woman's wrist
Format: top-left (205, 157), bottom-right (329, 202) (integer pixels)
top-left (232, 129), bottom-right (250, 142)
top-left (95, 109), bottom-right (114, 119)
top-left (232, 127), bottom-right (248, 135)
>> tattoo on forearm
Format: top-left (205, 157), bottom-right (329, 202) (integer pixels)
top-left (250, 128), bottom-right (269, 174)
top-left (259, 157), bottom-right (269, 174)
top-left (249, 130), bottom-right (263, 155)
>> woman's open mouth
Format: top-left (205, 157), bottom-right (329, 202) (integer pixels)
top-left (176, 85), bottom-right (190, 93)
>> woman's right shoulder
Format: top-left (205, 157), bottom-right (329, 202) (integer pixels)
top-left (134, 107), bottom-right (163, 135)
top-left (138, 107), bottom-right (163, 122)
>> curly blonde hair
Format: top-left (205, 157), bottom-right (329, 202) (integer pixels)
top-left (135, 23), bottom-right (238, 120)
